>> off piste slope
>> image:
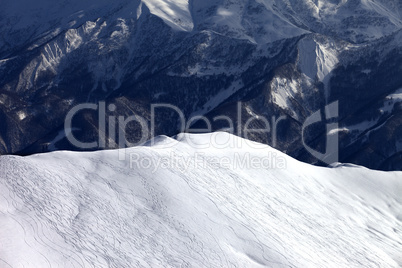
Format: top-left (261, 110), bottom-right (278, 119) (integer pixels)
top-left (0, 132), bottom-right (401, 267)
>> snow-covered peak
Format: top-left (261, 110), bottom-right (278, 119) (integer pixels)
top-left (142, 0), bottom-right (194, 31)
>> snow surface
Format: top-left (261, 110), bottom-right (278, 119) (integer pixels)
top-left (0, 132), bottom-right (401, 267)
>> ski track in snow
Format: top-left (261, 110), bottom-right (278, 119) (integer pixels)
top-left (0, 132), bottom-right (401, 267)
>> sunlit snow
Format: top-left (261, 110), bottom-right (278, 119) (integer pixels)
top-left (0, 132), bottom-right (401, 267)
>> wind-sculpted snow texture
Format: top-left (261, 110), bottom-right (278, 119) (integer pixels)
top-left (0, 0), bottom-right (402, 170)
top-left (0, 133), bottom-right (401, 267)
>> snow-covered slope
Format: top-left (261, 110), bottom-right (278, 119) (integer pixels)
top-left (1, 132), bottom-right (401, 267)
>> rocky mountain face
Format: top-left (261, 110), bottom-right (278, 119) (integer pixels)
top-left (0, 0), bottom-right (401, 170)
